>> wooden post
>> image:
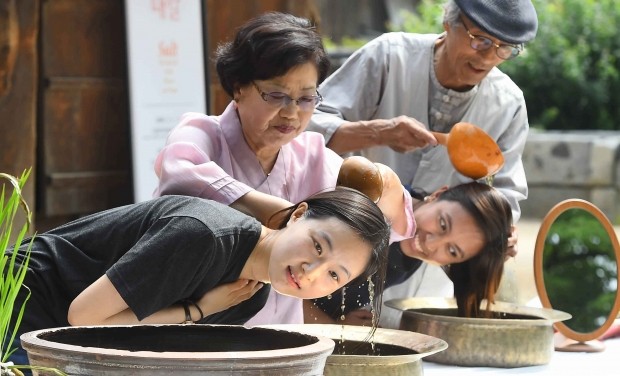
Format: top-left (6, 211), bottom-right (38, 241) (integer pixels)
top-left (0, 0), bottom-right (39, 228)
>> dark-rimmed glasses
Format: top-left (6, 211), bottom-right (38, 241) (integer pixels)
top-left (252, 81), bottom-right (322, 112)
top-left (460, 18), bottom-right (522, 60)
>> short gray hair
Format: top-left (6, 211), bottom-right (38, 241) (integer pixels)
top-left (443, 0), bottom-right (461, 27)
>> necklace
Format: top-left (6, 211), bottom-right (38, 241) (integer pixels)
top-left (263, 150), bottom-right (291, 202)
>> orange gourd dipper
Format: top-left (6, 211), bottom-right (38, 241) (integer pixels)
top-left (432, 122), bottom-right (504, 180)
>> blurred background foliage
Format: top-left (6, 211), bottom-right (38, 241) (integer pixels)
top-left (327, 0), bottom-right (620, 131)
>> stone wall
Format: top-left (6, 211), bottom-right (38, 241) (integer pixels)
top-left (521, 130), bottom-right (620, 223)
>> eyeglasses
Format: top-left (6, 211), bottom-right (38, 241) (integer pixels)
top-left (252, 81), bottom-right (322, 112)
top-left (460, 18), bottom-right (522, 60)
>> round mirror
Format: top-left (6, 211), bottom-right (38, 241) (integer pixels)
top-left (534, 199), bottom-right (620, 352)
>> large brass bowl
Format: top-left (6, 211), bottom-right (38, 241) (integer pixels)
top-left (261, 324), bottom-right (448, 376)
top-left (385, 297), bottom-right (572, 368)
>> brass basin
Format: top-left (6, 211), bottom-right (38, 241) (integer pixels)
top-left (262, 324), bottom-right (448, 376)
top-left (385, 297), bottom-right (572, 368)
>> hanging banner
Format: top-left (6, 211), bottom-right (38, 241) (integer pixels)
top-left (125, 0), bottom-right (207, 202)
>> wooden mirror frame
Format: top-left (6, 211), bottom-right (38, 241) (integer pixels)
top-left (534, 199), bottom-right (620, 349)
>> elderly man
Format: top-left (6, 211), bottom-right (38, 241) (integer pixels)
top-left (309, 0), bottom-right (538, 223)
top-left (306, 0), bottom-right (538, 326)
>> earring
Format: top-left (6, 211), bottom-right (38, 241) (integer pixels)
top-left (423, 196), bottom-right (430, 202)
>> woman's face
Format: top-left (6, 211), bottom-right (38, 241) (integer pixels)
top-left (269, 208), bottom-right (371, 299)
top-left (399, 199), bottom-right (485, 266)
top-left (438, 15), bottom-right (506, 90)
top-left (235, 62), bottom-right (319, 155)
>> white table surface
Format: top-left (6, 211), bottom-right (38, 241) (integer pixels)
top-left (422, 337), bottom-right (619, 375)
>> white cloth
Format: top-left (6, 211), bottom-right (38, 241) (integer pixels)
top-left (309, 32), bottom-right (529, 221)
top-left (422, 337), bottom-right (619, 375)
top-left (379, 263), bottom-right (453, 329)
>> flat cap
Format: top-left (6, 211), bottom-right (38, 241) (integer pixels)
top-left (455, 0), bottom-right (538, 44)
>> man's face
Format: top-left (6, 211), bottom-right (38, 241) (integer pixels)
top-left (439, 15), bottom-right (508, 90)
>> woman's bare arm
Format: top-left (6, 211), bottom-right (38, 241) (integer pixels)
top-left (230, 190), bottom-right (293, 228)
top-left (68, 275), bottom-right (184, 325)
top-left (68, 276), bottom-right (264, 325)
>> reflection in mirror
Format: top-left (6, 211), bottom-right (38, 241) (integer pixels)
top-left (543, 208), bottom-right (617, 333)
top-left (534, 199), bottom-right (620, 353)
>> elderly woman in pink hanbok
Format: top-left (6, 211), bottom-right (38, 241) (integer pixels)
top-left (153, 12), bottom-right (416, 326)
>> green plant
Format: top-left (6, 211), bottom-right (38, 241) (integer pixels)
top-left (0, 170), bottom-right (65, 376)
top-left (501, 0), bottom-right (620, 131)
top-left (387, 0), bottom-right (443, 34)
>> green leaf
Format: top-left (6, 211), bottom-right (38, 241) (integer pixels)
top-left (0, 170), bottom-right (34, 363)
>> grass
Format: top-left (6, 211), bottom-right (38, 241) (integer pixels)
top-left (0, 169), bottom-right (66, 376)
